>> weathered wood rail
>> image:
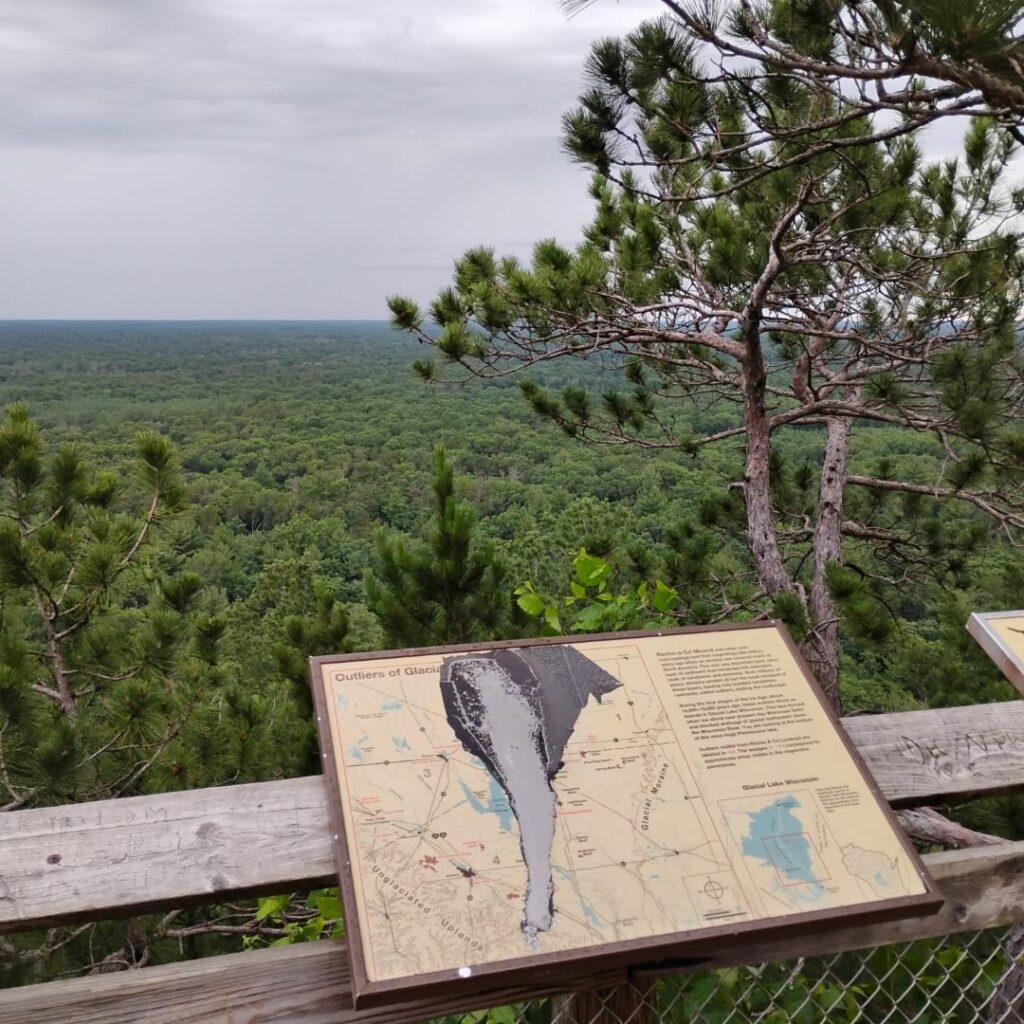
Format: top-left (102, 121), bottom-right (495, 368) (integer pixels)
top-left (4, 700), bottom-right (1024, 1023)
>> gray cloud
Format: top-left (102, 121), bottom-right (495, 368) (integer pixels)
top-left (0, 1), bottom-right (984, 319)
top-left (0, 0), bottom-right (656, 317)
top-left (2, 1), bottom-right (618, 153)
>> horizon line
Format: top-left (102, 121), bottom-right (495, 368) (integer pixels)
top-left (0, 317), bottom-right (394, 324)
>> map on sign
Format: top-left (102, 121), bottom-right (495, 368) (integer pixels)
top-left (313, 624), bottom-right (938, 1003)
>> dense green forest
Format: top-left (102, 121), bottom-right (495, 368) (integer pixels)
top-left (3, 320), bottom-right (1016, 705)
top-left (2, 319), bottom-right (1021, 985)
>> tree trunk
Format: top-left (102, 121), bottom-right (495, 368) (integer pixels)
top-left (741, 340), bottom-right (796, 601)
top-left (34, 587), bottom-right (75, 719)
top-left (804, 415), bottom-right (852, 711)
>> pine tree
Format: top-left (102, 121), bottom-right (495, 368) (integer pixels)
top-left (0, 405), bottom-right (282, 808)
top-left (274, 579), bottom-right (351, 772)
top-left (365, 446), bottom-right (512, 646)
top-left (566, 1), bottom-right (1024, 152)
top-left (388, 18), bottom-right (1024, 708)
top-left (274, 581), bottom-right (351, 713)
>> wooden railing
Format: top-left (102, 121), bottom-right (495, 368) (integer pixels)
top-left (4, 700), bottom-right (1024, 1023)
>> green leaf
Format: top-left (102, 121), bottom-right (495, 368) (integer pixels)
top-left (517, 593), bottom-right (545, 616)
top-left (297, 917), bottom-right (326, 941)
top-left (256, 894), bottom-right (290, 921)
top-left (308, 891), bottom-right (342, 920)
top-left (543, 605), bottom-right (563, 633)
top-left (651, 580), bottom-right (678, 613)
top-left (572, 604), bottom-right (607, 631)
top-left (574, 549), bottom-right (611, 587)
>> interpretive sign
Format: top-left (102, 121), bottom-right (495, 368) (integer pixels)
top-left (967, 610), bottom-right (1024, 694)
top-left (310, 622), bottom-right (941, 1007)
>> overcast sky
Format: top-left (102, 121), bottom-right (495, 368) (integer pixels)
top-left (0, 0), bottom-right (663, 319)
top-left (1, 0), bottom-right (985, 321)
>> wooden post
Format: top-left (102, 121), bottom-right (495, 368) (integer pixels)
top-left (553, 980), bottom-right (656, 1024)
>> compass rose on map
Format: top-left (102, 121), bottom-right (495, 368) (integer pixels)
top-left (703, 878), bottom-right (725, 901)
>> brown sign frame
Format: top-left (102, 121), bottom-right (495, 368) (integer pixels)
top-left (967, 610), bottom-right (1024, 695)
top-left (310, 621), bottom-right (943, 1009)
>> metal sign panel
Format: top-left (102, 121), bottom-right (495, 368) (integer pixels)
top-left (311, 622), bottom-right (942, 1008)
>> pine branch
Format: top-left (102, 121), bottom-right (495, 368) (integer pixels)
top-left (30, 681), bottom-right (63, 703)
top-left (0, 923), bottom-right (93, 963)
top-left (24, 504), bottom-right (64, 535)
top-left (0, 722), bottom-right (35, 811)
top-left (162, 922), bottom-right (288, 940)
top-left (839, 521), bottom-right (906, 544)
top-left (110, 716), bottom-right (190, 797)
top-left (847, 475), bottom-right (1024, 533)
top-left (115, 490), bottom-right (161, 575)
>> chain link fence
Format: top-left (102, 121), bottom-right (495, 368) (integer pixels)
top-left (441, 929), bottom-right (1024, 1024)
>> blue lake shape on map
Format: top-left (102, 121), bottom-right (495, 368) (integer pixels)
top-left (348, 734), bottom-right (369, 762)
top-left (391, 736), bottom-right (412, 752)
top-left (553, 866), bottom-right (606, 928)
top-left (459, 777), bottom-right (514, 831)
top-left (335, 693), bottom-right (350, 711)
top-left (381, 701), bottom-right (403, 711)
top-left (580, 895), bottom-right (605, 928)
top-left (742, 795), bottom-right (823, 899)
